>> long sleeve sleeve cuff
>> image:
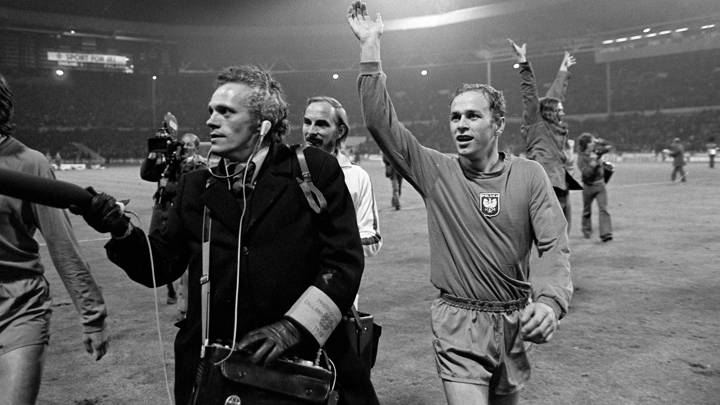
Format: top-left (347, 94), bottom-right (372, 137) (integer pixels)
top-left (285, 286), bottom-right (342, 345)
top-left (537, 296), bottom-right (565, 321)
top-left (360, 61), bottom-right (382, 75)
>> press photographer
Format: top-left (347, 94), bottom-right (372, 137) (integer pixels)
top-left (140, 112), bottom-right (207, 307)
top-left (577, 133), bottom-right (613, 242)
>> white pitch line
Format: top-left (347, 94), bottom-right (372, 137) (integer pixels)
top-left (610, 181), bottom-right (672, 189)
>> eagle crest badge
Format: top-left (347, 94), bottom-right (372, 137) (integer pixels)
top-left (479, 193), bottom-right (500, 217)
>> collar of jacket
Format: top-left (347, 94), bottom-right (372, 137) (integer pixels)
top-left (336, 151), bottom-right (353, 168)
top-left (200, 142), bottom-right (295, 233)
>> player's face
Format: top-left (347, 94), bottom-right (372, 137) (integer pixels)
top-left (303, 101), bottom-right (342, 154)
top-left (449, 91), bottom-right (503, 159)
top-left (206, 83), bottom-right (259, 162)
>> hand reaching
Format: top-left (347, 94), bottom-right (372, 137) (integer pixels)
top-left (560, 51), bottom-right (576, 71)
top-left (70, 187), bottom-right (130, 237)
top-left (508, 38), bottom-right (527, 63)
top-left (347, 1), bottom-right (383, 44)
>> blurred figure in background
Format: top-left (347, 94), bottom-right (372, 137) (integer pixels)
top-left (510, 40), bottom-right (583, 231)
top-left (576, 133), bottom-right (613, 242)
top-left (669, 137), bottom-right (687, 182)
top-left (706, 136), bottom-right (716, 169)
top-left (140, 132), bottom-right (206, 310)
top-left (0, 73), bottom-right (108, 405)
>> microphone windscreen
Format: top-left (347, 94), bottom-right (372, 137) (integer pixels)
top-left (0, 167), bottom-right (93, 211)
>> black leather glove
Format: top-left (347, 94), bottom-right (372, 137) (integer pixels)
top-left (235, 318), bottom-right (303, 365)
top-left (70, 187), bottom-right (130, 237)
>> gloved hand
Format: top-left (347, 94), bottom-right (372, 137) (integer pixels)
top-left (70, 187), bottom-right (130, 237)
top-left (235, 318), bottom-right (303, 365)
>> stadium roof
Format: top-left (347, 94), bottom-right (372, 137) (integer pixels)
top-left (3, 0), bottom-right (719, 40)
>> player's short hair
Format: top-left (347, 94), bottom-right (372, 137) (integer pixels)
top-left (0, 73), bottom-right (15, 135)
top-left (215, 65), bottom-right (290, 142)
top-left (305, 96), bottom-right (349, 142)
top-left (452, 84), bottom-right (506, 125)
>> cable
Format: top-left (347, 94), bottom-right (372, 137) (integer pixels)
top-left (127, 210), bottom-right (173, 405)
top-left (215, 128), bottom-right (266, 366)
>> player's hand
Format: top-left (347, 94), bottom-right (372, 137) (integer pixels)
top-left (347, 1), bottom-right (383, 44)
top-left (520, 302), bottom-right (557, 343)
top-left (235, 318), bottom-right (303, 365)
top-left (508, 38), bottom-right (527, 63)
top-left (82, 329), bottom-right (110, 361)
top-left (561, 51), bottom-right (576, 71)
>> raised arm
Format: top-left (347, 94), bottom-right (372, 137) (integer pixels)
top-left (349, 1), bottom-right (444, 197)
top-left (546, 51), bottom-right (575, 101)
top-left (509, 38), bottom-right (540, 125)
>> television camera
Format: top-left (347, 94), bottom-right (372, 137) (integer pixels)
top-left (147, 112), bottom-right (185, 181)
top-left (143, 112), bottom-right (188, 206)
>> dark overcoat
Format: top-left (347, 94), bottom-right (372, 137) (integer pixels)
top-left (105, 142), bottom-right (377, 404)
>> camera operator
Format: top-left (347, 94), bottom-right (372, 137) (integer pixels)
top-left (140, 123), bottom-right (207, 307)
top-left (577, 133), bottom-right (613, 242)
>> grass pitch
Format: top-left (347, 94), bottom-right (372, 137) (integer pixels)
top-left (35, 159), bottom-right (720, 404)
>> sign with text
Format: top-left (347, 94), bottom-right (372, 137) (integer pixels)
top-left (46, 51), bottom-right (133, 73)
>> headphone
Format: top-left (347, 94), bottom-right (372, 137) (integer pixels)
top-left (259, 119), bottom-right (272, 140)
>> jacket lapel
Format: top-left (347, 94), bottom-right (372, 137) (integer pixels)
top-left (246, 145), bottom-right (295, 233)
top-left (200, 176), bottom-right (242, 233)
top-left (199, 144), bottom-right (296, 234)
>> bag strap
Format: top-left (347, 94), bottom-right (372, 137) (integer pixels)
top-left (293, 144), bottom-right (327, 214)
top-left (349, 305), bottom-right (366, 332)
top-left (200, 206), bottom-right (212, 358)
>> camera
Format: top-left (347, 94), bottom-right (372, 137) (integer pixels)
top-left (594, 138), bottom-right (612, 157)
top-left (148, 112), bottom-right (184, 181)
top-left (148, 112), bottom-right (182, 157)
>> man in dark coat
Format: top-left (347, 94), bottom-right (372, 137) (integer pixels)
top-left (76, 65), bottom-right (377, 404)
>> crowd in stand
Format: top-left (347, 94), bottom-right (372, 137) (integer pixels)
top-left (4, 47), bottom-right (720, 162)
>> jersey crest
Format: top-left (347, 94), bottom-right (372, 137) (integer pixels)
top-left (479, 193), bottom-right (500, 217)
